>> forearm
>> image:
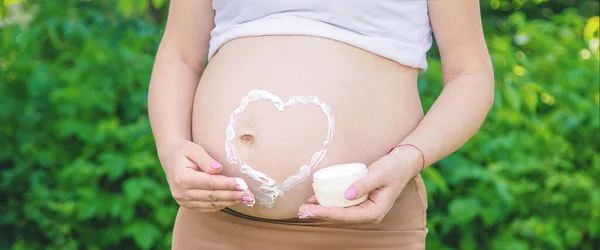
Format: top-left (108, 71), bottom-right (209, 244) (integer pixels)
top-left (396, 73), bottom-right (495, 173)
top-left (148, 50), bottom-right (204, 162)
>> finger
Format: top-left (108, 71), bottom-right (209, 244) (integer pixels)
top-left (307, 195), bottom-right (319, 204)
top-left (344, 163), bottom-right (386, 201)
top-left (298, 200), bottom-right (380, 223)
top-left (182, 141), bottom-right (224, 174)
top-left (185, 189), bottom-right (254, 203)
top-left (180, 171), bottom-right (239, 191)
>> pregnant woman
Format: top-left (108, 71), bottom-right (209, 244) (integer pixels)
top-left (148, 0), bottom-right (494, 249)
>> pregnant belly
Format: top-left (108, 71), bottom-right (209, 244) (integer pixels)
top-left (191, 36), bottom-right (424, 219)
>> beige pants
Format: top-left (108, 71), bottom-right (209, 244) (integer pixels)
top-left (172, 174), bottom-right (429, 250)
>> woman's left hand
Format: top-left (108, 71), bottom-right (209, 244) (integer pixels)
top-left (298, 146), bottom-right (423, 223)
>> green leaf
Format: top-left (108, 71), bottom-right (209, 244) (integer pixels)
top-left (153, 205), bottom-right (177, 228)
top-left (151, 0), bottom-right (166, 8)
top-left (422, 167), bottom-right (449, 195)
top-left (459, 232), bottom-right (477, 250)
top-left (123, 178), bottom-right (146, 202)
top-left (77, 198), bottom-right (103, 220)
top-left (494, 181), bottom-right (514, 205)
top-left (137, 0), bottom-right (149, 12)
top-left (124, 221), bottom-right (160, 250)
top-left (522, 89), bottom-right (538, 114)
top-left (109, 196), bottom-right (125, 218)
top-left (504, 84), bottom-right (522, 111)
top-left (118, 0), bottom-right (134, 17)
top-left (100, 153), bottom-right (128, 181)
top-left (129, 151), bottom-right (159, 171)
top-left (448, 198), bottom-right (481, 224)
top-left (565, 227), bottom-right (583, 247)
top-left (481, 204), bottom-right (505, 227)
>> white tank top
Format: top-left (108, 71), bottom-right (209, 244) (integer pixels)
top-left (209, 0), bottom-right (433, 70)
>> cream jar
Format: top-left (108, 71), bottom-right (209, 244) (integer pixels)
top-left (312, 163), bottom-right (369, 208)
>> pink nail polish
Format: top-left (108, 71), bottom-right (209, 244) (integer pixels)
top-left (235, 185), bottom-right (244, 191)
top-left (242, 196), bottom-right (254, 202)
top-left (344, 187), bottom-right (357, 200)
top-left (298, 212), bottom-right (313, 219)
top-left (210, 161), bottom-right (222, 169)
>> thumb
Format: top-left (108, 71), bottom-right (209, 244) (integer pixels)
top-left (182, 142), bottom-right (224, 175)
top-left (344, 171), bottom-right (382, 201)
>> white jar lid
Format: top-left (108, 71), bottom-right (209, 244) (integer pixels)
top-left (313, 163), bottom-right (368, 186)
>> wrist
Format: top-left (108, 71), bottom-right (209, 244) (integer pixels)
top-left (388, 144), bottom-right (424, 177)
top-left (156, 139), bottom-right (189, 169)
top-left (157, 137), bottom-right (188, 153)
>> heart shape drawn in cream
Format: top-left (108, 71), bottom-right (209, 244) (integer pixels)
top-left (225, 89), bottom-right (335, 208)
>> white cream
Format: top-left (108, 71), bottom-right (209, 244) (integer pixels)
top-left (234, 177), bottom-right (255, 207)
top-left (234, 177), bottom-right (249, 190)
top-left (312, 163), bottom-right (369, 208)
top-left (225, 89), bottom-right (335, 207)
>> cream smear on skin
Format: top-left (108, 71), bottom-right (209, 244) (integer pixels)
top-left (234, 177), bottom-right (255, 206)
top-left (225, 89), bottom-right (335, 207)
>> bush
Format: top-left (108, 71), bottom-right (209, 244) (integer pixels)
top-left (1, 1), bottom-right (173, 249)
top-left (1, 0), bottom-right (598, 249)
top-left (420, 6), bottom-right (600, 250)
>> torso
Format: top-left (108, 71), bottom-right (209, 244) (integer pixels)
top-left (192, 35), bottom-right (424, 219)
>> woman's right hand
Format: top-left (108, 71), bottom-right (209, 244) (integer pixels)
top-left (162, 141), bottom-right (255, 212)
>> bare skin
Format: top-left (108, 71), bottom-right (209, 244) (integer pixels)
top-left (299, 0), bottom-right (495, 222)
top-left (147, 1), bottom-right (253, 212)
top-left (190, 35), bottom-right (423, 219)
top-left (148, 0), bottom-right (494, 221)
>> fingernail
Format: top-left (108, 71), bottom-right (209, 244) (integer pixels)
top-left (236, 185), bottom-right (245, 191)
top-left (242, 198), bottom-right (255, 206)
top-left (345, 187), bottom-right (357, 200)
top-left (298, 212), bottom-right (313, 219)
top-left (210, 161), bottom-right (222, 169)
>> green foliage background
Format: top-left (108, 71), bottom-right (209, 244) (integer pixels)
top-left (1, 0), bottom-right (598, 249)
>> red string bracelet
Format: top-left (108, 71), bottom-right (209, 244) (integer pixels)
top-left (388, 144), bottom-right (426, 172)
